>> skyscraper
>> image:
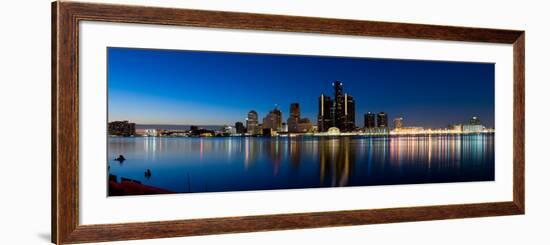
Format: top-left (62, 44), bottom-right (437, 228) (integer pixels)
top-left (285, 102), bottom-right (313, 133)
top-left (333, 81), bottom-right (346, 130)
top-left (263, 105), bottom-right (283, 132)
top-left (364, 112), bottom-right (375, 128)
top-left (332, 81), bottom-right (356, 132)
top-left (393, 117), bottom-right (404, 129)
top-left (317, 82), bottom-right (356, 132)
top-left (287, 103), bottom-right (300, 133)
top-left (246, 110), bottom-right (258, 134)
top-left (343, 93), bottom-right (355, 131)
top-left (235, 121), bottom-right (246, 134)
top-left (377, 112), bottom-right (388, 128)
top-left (290, 103), bottom-right (300, 118)
top-left (317, 93), bottom-right (333, 132)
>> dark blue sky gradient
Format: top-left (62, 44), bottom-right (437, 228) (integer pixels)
top-left (108, 47), bottom-right (495, 128)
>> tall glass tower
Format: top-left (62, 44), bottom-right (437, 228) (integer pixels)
top-left (317, 94), bottom-right (333, 132)
top-left (332, 81), bottom-right (355, 132)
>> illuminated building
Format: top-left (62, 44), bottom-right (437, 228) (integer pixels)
top-left (290, 103), bottom-right (300, 118)
top-left (281, 123), bottom-right (288, 133)
top-left (263, 105), bottom-right (283, 132)
top-left (297, 118), bottom-right (313, 132)
top-left (327, 127), bottom-right (340, 135)
top-left (333, 81), bottom-right (355, 132)
top-left (135, 128), bottom-right (158, 137)
top-left (343, 93), bottom-right (356, 131)
top-left (364, 112), bottom-right (375, 128)
top-left (452, 124), bottom-right (463, 132)
top-left (463, 116), bottom-right (485, 133)
top-left (392, 127), bottom-right (423, 134)
top-left (463, 124), bottom-right (484, 133)
top-left (317, 81), bottom-right (355, 132)
top-left (393, 117), bottom-right (404, 129)
top-left (223, 125), bottom-right (236, 135)
top-left (317, 93), bottom-right (333, 132)
top-left (469, 116), bottom-right (481, 125)
top-left (246, 110), bottom-right (258, 134)
top-left (365, 127), bottom-right (390, 135)
top-left (377, 112), bottom-right (388, 128)
top-left (108, 120), bottom-right (136, 136)
top-left (287, 103), bottom-right (313, 133)
top-left (287, 103), bottom-right (300, 133)
top-left (254, 123), bottom-right (264, 135)
top-left (311, 125), bottom-right (318, 132)
top-left (235, 121), bottom-right (246, 134)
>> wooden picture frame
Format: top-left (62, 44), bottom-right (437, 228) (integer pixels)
top-left (52, 1), bottom-right (525, 244)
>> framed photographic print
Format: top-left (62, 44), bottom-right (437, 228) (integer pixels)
top-left (52, 1), bottom-right (525, 244)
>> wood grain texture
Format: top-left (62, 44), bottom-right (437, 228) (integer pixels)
top-left (52, 1), bottom-right (525, 244)
top-left (53, 1), bottom-right (80, 244)
top-left (51, 2), bottom-right (58, 243)
top-left (61, 1), bottom-right (523, 43)
top-left (64, 202), bottom-right (521, 244)
top-left (513, 33), bottom-right (525, 213)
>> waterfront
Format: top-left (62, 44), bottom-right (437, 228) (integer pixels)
top-left (108, 134), bottom-right (494, 195)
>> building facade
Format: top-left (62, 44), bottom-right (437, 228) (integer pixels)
top-left (135, 128), bottom-right (158, 137)
top-left (287, 103), bottom-right (300, 133)
top-left (364, 112), bottom-right (376, 129)
top-left (317, 81), bottom-right (355, 132)
top-left (246, 110), bottom-right (258, 134)
top-left (254, 123), bottom-right (264, 135)
top-left (223, 125), bottom-right (237, 135)
top-left (317, 93), bottom-right (333, 132)
top-left (281, 123), bottom-right (288, 133)
top-left (235, 121), bottom-right (246, 134)
top-left (393, 117), bottom-right (404, 129)
top-left (332, 81), bottom-right (355, 132)
top-left (463, 116), bottom-right (484, 133)
top-left (287, 103), bottom-right (313, 133)
top-left (263, 106), bottom-right (283, 132)
top-left (377, 112), bottom-right (388, 128)
top-left (297, 118), bottom-right (313, 133)
top-left (463, 124), bottom-right (484, 133)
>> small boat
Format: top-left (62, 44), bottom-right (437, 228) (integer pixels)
top-left (144, 169), bottom-right (152, 178)
top-left (114, 155), bottom-right (126, 162)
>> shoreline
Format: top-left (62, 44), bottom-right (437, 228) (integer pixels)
top-left (109, 131), bottom-right (495, 139)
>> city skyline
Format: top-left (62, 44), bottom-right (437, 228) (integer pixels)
top-left (108, 47), bottom-right (495, 128)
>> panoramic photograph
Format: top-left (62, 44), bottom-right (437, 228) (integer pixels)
top-left (107, 47), bottom-right (495, 196)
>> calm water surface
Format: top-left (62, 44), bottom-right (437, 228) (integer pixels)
top-left (108, 135), bottom-right (494, 195)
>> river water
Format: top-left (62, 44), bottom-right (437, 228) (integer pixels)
top-left (108, 134), bottom-right (494, 195)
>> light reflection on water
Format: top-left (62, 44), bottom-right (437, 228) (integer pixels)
top-left (108, 134), bottom-right (494, 195)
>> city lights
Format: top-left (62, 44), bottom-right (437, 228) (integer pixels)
top-left (108, 82), bottom-right (493, 138)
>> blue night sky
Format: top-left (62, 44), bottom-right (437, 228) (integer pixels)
top-left (108, 47), bottom-right (495, 128)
